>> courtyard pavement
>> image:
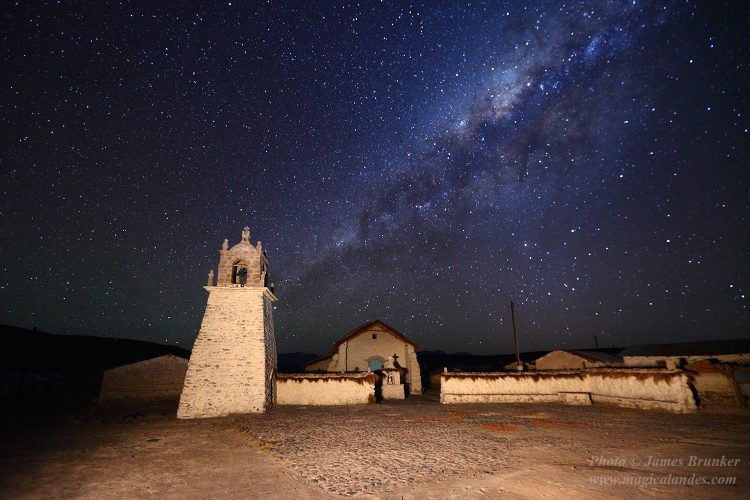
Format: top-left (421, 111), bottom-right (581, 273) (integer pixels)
top-left (233, 397), bottom-right (750, 497)
top-left (2, 396), bottom-right (749, 498)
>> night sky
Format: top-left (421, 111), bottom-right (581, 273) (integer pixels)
top-left (1, 1), bottom-right (748, 355)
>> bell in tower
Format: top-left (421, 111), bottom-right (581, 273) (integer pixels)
top-left (214, 226), bottom-right (270, 288)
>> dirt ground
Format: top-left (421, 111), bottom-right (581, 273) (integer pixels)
top-left (1, 397), bottom-right (749, 499)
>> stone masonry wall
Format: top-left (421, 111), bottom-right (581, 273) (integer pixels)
top-left (623, 353), bottom-right (750, 367)
top-left (276, 373), bottom-right (377, 405)
top-left (263, 293), bottom-right (277, 408)
top-left (441, 369), bottom-right (697, 413)
top-left (99, 355), bottom-right (187, 403)
top-left (406, 350), bottom-right (422, 394)
top-left (178, 287), bottom-right (277, 418)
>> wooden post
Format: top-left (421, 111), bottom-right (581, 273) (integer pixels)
top-left (510, 301), bottom-right (522, 371)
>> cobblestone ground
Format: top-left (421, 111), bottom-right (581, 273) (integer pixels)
top-left (234, 398), bottom-right (512, 495)
top-left (234, 398), bottom-right (750, 497)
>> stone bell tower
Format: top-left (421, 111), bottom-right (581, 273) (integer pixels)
top-left (178, 226), bottom-right (278, 419)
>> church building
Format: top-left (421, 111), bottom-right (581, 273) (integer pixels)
top-left (304, 320), bottom-right (422, 395)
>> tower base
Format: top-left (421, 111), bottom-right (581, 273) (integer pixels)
top-left (178, 286), bottom-right (277, 419)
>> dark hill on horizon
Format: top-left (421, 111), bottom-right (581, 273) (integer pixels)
top-left (416, 347), bottom-right (624, 372)
top-left (2, 324), bottom-right (189, 374)
top-left (277, 352), bottom-right (320, 373)
top-left (1, 324), bottom-right (189, 400)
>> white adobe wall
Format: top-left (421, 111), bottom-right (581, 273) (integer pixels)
top-left (584, 360), bottom-right (623, 368)
top-left (440, 369), bottom-right (697, 413)
top-left (624, 353), bottom-right (750, 367)
top-left (99, 355), bottom-right (187, 403)
top-left (584, 371), bottom-right (696, 412)
top-left (691, 372), bottom-right (734, 393)
top-left (406, 350), bottom-right (422, 394)
top-left (276, 373), bottom-right (377, 405)
top-left (430, 372), bottom-right (442, 388)
top-left (441, 373), bottom-right (586, 404)
top-left (691, 372), bottom-right (736, 402)
top-left (178, 287), bottom-right (277, 419)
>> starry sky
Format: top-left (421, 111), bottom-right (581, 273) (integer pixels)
top-left (1, 1), bottom-right (748, 355)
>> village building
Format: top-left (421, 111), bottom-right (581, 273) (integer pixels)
top-left (620, 339), bottom-right (750, 368)
top-left (620, 339), bottom-right (750, 406)
top-left (304, 320), bottom-right (422, 395)
top-left (502, 360), bottom-right (535, 371)
top-left (99, 354), bottom-right (188, 404)
top-left (534, 350), bottom-right (623, 370)
top-left (178, 226), bottom-right (278, 419)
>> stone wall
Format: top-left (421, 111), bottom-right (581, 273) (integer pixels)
top-left (99, 355), bottom-right (187, 403)
top-left (440, 369), bottom-right (697, 413)
top-left (691, 372), bottom-right (736, 403)
top-left (178, 287), bottom-right (277, 418)
top-left (215, 227), bottom-right (268, 287)
top-left (263, 292), bottom-right (277, 408)
top-left (276, 373), bottom-right (377, 405)
top-left (430, 372), bottom-right (442, 389)
top-left (684, 360), bottom-right (738, 403)
top-left (623, 353), bottom-right (750, 367)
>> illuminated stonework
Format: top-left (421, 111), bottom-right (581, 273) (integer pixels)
top-left (177, 227), bottom-right (277, 419)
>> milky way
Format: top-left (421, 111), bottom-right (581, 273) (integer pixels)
top-left (1, 1), bottom-right (747, 354)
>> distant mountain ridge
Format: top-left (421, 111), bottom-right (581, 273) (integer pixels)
top-left (2, 324), bottom-right (323, 375)
top-left (277, 352), bottom-right (320, 373)
top-left (1, 324), bottom-right (189, 374)
top-left (3, 324), bottom-right (630, 377)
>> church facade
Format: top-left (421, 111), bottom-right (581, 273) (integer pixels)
top-left (304, 320), bottom-right (422, 395)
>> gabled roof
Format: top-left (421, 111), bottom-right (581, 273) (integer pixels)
top-left (620, 338), bottom-right (750, 358)
top-left (333, 319), bottom-right (418, 349)
top-left (303, 353), bottom-right (333, 368)
top-left (303, 320), bottom-right (417, 368)
top-left (536, 350), bottom-right (622, 364)
top-left (104, 354), bottom-right (188, 372)
top-left (567, 350), bottom-right (623, 363)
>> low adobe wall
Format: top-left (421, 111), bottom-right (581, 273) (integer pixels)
top-left (688, 372), bottom-right (735, 403)
top-left (683, 361), bottom-right (739, 404)
top-left (100, 355), bottom-right (188, 404)
top-left (276, 373), bottom-right (377, 405)
top-left (440, 369), bottom-right (697, 413)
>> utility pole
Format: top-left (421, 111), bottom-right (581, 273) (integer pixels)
top-left (510, 301), bottom-right (522, 371)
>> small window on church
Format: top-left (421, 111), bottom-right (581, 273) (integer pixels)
top-left (372, 334), bottom-right (377, 340)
